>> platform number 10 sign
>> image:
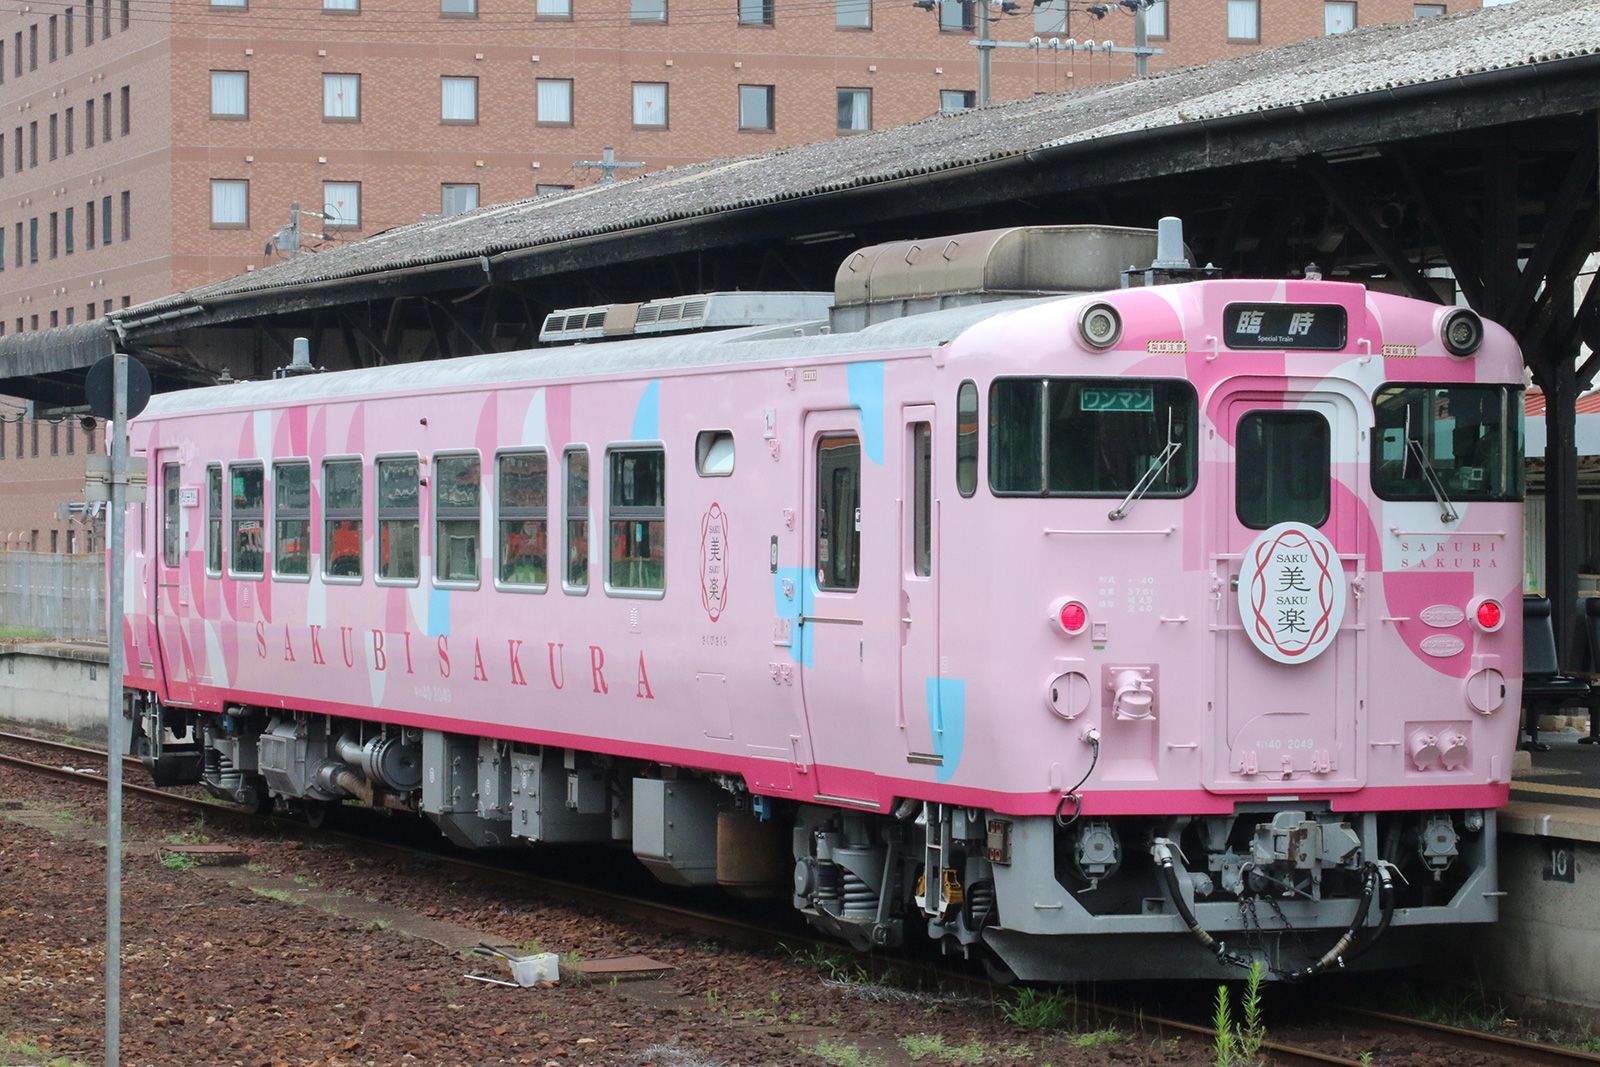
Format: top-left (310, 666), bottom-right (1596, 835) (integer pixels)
top-left (1543, 841), bottom-right (1577, 884)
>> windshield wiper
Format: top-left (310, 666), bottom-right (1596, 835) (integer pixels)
top-left (1109, 409), bottom-right (1181, 522)
top-left (1406, 436), bottom-right (1460, 523)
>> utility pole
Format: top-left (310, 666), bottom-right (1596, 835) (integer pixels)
top-left (977, 0), bottom-right (993, 106)
top-left (1133, 0), bottom-right (1148, 77)
top-left (575, 146), bottom-right (645, 184)
top-left (269, 202), bottom-right (327, 258)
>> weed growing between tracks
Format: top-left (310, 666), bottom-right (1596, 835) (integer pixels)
top-left (1212, 960), bottom-right (1266, 1067)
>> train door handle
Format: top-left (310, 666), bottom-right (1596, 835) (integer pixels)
top-left (1230, 576), bottom-right (1239, 592)
top-left (901, 616), bottom-right (913, 625)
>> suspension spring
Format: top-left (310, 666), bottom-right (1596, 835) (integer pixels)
top-left (840, 871), bottom-right (879, 918)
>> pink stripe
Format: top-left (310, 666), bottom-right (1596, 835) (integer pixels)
top-left (123, 681), bottom-right (1511, 818)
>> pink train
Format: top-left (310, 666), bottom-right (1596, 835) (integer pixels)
top-left (120, 221), bottom-right (1524, 980)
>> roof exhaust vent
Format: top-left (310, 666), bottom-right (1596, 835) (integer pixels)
top-left (274, 336), bottom-right (322, 378)
top-left (1121, 216), bottom-right (1218, 288)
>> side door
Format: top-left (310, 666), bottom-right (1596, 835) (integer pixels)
top-left (800, 410), bottom-right (867, 800)
top-left (154, 452), bottom-right (195, 705)
top-left (899, 406), bottom-right (942, 766)
top-left (1208, 387), bottom-right (1366, 792)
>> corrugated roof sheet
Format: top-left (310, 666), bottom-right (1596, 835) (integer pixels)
top-left (1526, 390), bottom-right (1600, 417)
top-left (112, 0), bottom-right (1600, 322)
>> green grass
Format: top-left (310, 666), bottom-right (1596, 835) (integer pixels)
top-left (249, 886), bottom-right (300, 905)
top-left (0, 627), bottom-right (50, 641)
top-left (999, 988), bottom-right (1073, 1031)
top-left (813, 1038), bottom-right (881, 1067)
top-left (0, 1033), bottom-right (85, 1066)
top-left (1068, 1028), bottom-right (1124, 1050)
top-left (897, 1034), bottom-right (1008, 1064)
top-left (159, 852), bottom-right (197, 871)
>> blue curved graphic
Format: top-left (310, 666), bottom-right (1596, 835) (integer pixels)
top-left (772, 566), bottom-right (817, 667)
top-left (926, 678), bottom-right (966, 783)
top-left (427, 586), bottom-right (451, 638)
top-left (846, 361), bottom-right (885, 464)
top-left (632, 379), bottom-right (661, 440)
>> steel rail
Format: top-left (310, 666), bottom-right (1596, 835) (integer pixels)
top-left (2, 731), bottom-right (1587, 1067)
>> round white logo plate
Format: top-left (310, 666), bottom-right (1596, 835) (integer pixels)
top-left (1237, 521), bottom-right (1347, 665)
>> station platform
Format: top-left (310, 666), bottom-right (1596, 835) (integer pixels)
top-left (1507, 726), bottom-right (1600, 842)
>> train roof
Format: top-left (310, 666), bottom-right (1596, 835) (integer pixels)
top-left (140, 297), bottom-right (1052, 420)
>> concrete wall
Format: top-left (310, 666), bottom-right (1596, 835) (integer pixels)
top-left (0, 550), bottom-right (104, 641)
top-left (0, 642), bottom-right (108, 734)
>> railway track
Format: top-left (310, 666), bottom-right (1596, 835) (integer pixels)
top-left (4, 728), bottom-right (1597, 1067)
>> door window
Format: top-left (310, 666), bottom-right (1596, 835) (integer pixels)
top-left (1235, 410), bottom-right (1330, 528)
top-left (162, 462), bottom-right (179, 566)
top-left (912, 422), bottom-right (931, 577)
top-left (816, 433), bottom-right (861, 590)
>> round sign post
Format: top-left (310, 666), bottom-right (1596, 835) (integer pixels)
top-left (1237, 521), bottom-right (1348, 665)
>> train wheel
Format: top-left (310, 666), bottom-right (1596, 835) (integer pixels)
top-left (303, 799), bottom-right (331, 829)
top-left (981, 952), bottom-right (1018, 987)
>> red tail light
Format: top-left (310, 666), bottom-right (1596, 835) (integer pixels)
top-left (1059, 601), bottom-right (1088, 636)
top-left (1475, 599), bottom-right (1502, 632)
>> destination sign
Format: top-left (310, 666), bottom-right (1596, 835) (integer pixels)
top-left (1223, 303), bottom-right (1347, 351)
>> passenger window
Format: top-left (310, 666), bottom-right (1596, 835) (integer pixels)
top-left (816, 433), bottom-right (860, 591)
top-left (1371, 384), bottom-right (1523, 502)
top-left (206, 465), bottom-right (222, 574)
top-left (229, 463), bottom-right (265, 577)
top-left (1235, 411), bottom-right (1329, 529)
top-left (162, 462), bottom-right (180, 567)
top-left (912, 422), bottom-right (931, 577)
top-left (498, 450), bottom-right (548, 589)
top-left (564, 448), bottom-right (589, 593)
top-left (434, 453), bottom-right (481, 584)
top-left (955, 380), bottom-right (978, 498)
top-left (323, 459), bottom-right (362, 579)
top-left (608, 447), bottom-right (665, 593)
top-left (988, 378), bottom-right (1196, 497)
top-left (273, 461), bottom-right (311, 577)
top-left (377, 456), bottom-right (419, 582)
top-left (696, 430), bottom-right (734, 476)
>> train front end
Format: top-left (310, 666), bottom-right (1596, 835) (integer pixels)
top-left (937, 270), bottom-right (1524, 981)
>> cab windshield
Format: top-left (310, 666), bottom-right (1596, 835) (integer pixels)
top-left (1371, 384), bottom-right (1523, 502)
top-left (988, 378), bottom-right (1197, 497)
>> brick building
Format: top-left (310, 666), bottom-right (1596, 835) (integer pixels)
top-left (0, 0), bottom-right (1499, 340)
top-left (0, 398), bottom-right (100, 554)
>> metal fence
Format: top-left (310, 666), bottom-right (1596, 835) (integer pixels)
top-left (0, 551), bottom-right (105, 643)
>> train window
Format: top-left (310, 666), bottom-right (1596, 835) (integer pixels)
top-left (377, 456), bottom-right (420, 582)
top-left (161, 463), bottom-right (180, 567)
top-left (273, 461), bottom-right (311, 578)
top-left (1371, 384), bottom-right (1524, 503)
top-left (987, 378), bottom-right (1197, 497)
top-left (206, 464), bottom-right (222, 574)
top-left (229, 462), bottom-right (265, 577)
top-left (816, 433), bottom-right (861, 590)
top-left (434, 453), bottom-right (481, 585)
top-left (607, 447), bottom-right (665, 594)
top-left (323, 458), bottom-right (362, 579)
top-left (912, 421), bottom-right (931, 577)
top-left (564, 448), bottom-right (589, 593)
top-left (696, 430), bottom-right (734, 477)
top-left (955, 380), bottom-right (978, 497)
top-left (497, 450), bottom-right (548, 590)
top-left (1235, 411), bottom-right (1329, 529)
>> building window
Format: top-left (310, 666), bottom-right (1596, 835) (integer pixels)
top-left (230, 463), bottom-right (265, 576)
top-left (28, 218), bottom-right (37, 263)
top-left (441, 76), bottom-right (478, 123)
top-left (564, 447), bottom-right (589, 592)
top-left (631, 0), bottom-right (666, 19)
top-left (28, 121), bottom-right (36, 168)
top-left (65, 306), bottom-right (74, 324)
top-left (322, 459), bottom-right (362, 578)
top-left (434, 453), bottom-right (481, 584)
top-left (377, 456), bottom-right (419, 581)
top-left (48, 211), bottom-right (57, 258)
top-left (81, 1), bottom-right (92, 43)
top-left (940, 0), bottom-right (973, 32)
top-left (1226, 0), bottom-right (1258, 40)
top-left (102, 91), bottom-right (112, 141)
top-left (738, 84), bottom-right (774, 130)
top-left (537, 184), bottom-right (573, 196)
top-left (86, 98), bottom-right (94, 147)
top-left (324, 0), bottom-right (358, 11)
top-left (1323, 0), bottom-right (1355, 33)
top-left (441, 183), bottom-right (479, 215)
top-left (607, 447), bottom-right (664, 593)
top-left (1413, 2), bottom-right (1445, 13)
top-left (1145, 0), bottom-right (1166, 36)
top-left (536, 0), bottom-right (571, 15)
top-left (120, 86), bottom-right (129, 134)
top-left (49, 17), bottom-right (59, 63)
top-left (206, 465), bottom-right (223, 573)
top-left (211, 0), bottom-right (246, 9)
top-left (632, 82), bottom-right (668, 127)
top-left (49, 114), bottom-right (58, 161)
top-left (100, 195), bottom-right (112, 245)
top-left (536, 78), bottom-right (573, 125)
top-left (64, 9), bottom-right (73, 53)
top-left (28, 24), bottom-right (36, 71)
top-left (64, 108), bottom-right (73, 155)
top-left (440, 0), bottom-right (476, 13)
top-left (738, 0), bottom-right (773, 25)
top-left (64, 206), bottom-right (73, 254)
top-left (497, 450), bottom-right (548, 589)
top-left (210, 180), bottom-right (248, 227)
top-left (940, 89), bottom-right (975, 113)
top-left (120, 0), bottom-right (128, 29)
top-left (816, 434), bottom-right (861, 590)
top-left (120, 191), bottom-right (129, 241)
top-left (322, 73), bottom-right (359, 120)
top-left (86, 200), bottom-right (95, 248)
top-left (322, 181), bottom-right (360, 229)
top-left (273, 461), bottom-right (311, 577)
top-left (1033, 0), bottom-right (1065, 33)
top-left (837, 88), bottom-right (870, 132)
top-left (836, 0), bottom-right (870, 28)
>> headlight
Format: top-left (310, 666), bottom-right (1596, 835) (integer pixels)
top-left (1441, 308), bottom-right (1483, 357)
top-left (1078, 302), bottom-right (1122, 349)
